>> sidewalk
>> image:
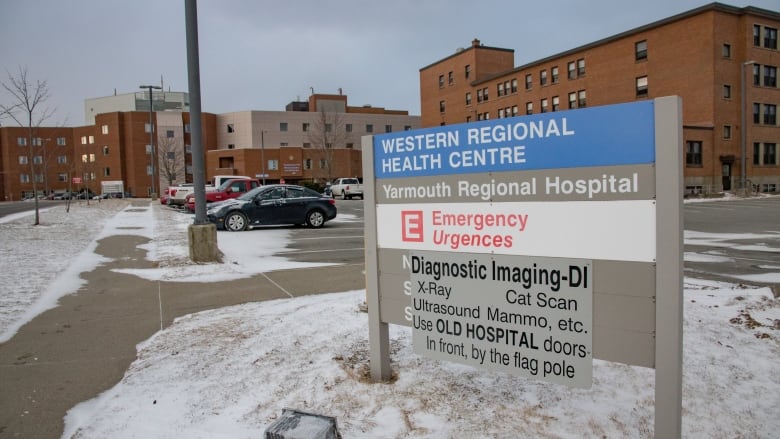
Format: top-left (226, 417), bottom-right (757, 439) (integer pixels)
top-left (0, 202), bottom-right (364, 438)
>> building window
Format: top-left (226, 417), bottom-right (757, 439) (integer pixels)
top-left (465, 65), bottom-right (471, 79)
top-left (723, 125), bottom-right (732, 139)
top-left (497, 82), bottom-right (504, 97)
top-left (58, 173), bottom-right (67, 182)
top-left (146, 165), bottom-right (153, 176)
top-left (302, 123), bottom-right (309, 132)
top-left (268, 160), bottom-right (279, 171)
top-left (227, 144), bottom-right (235, 149)
top-left (754, 24), bottom-right (762, 46)
top-left (304, 158), bottom-right (312, 170)
top-left (185, 144), bottom-right (192, 153)
top-left (541, 98), bottom-right (548, 113)
top-left (33, 155), bottom-right (42, 164)
top-left (18, 137), bottom-right (27, 146)
top-left (104, 167), bottom-right (110, 177)
top-left (279, 122), bottom-right (288, 132)
top-left (103, 146), bottom-right (109, 155)
top-left (101, 124), bottom-right (109, 134)
top-left (303, 142), bottom-right (311, 148)
top-left (184, 123), bottom-right (190, 133)
top-left (498, 108), bottom-right (505, 118)
top-left (20, 174), bottom-right (30, 183)
top-left (345, 124), bottom-right (352, 132)
top-left (477, 88), bottom-right (484, 103)
top-left (765, 143), bottom-right (777, 165)
top-left (88, 136), bottom-right (94, 144)
top-left (754, 143), bottom-right (761, 165)
top-left (686, 141), bottom-right (702, 166)
top-left (166, 151), bottom-right (175, 160)
top-left (346, 142), bottom-right (354, 149)
top-left (635, 40), bottom-right (648, 61)
top-left (319, 159), bottom-right (326, 169)
top-left (404, 125), bottom-right (412, 131)
top-left (636, 76), bottom-right (648, 96)
top-left (753, 64), bottom-right (761, 86)
top-left (366, 124), bottom-right (373, 133)
top-left (163, 129), bottom-right (173, 138)
top-left (438, 75), bottom-right (445, 88)
top-left (525, 74), bottom-right (532, 90)
top-left (511, 78), bottom-right (518, 93)
top-left (526, 102), bottom-right (533, 115)
top-left (764, 65), bottom-right (777, 87)
top-left (448, 71), bottom-right (454, 85)
top-left (578, 90), bottom-right (586, 107)
top-left (540, 70), bottom-right (548, 86)
top-left (145, 144), bottom-right (153, 154)
top-left (32, 137), bottom-right (43, 146)
top-left (465, 92), bottom-right (472, 106)
top-left (18, 155), bottom-right (28, 165)
top-left (764, 104), bottom-right (777, 125)
top-left (577, 58), bottom-right (586, 76)
top-left (385, 125), bottom-right (392, 133)
top-left (512, 106), bottom-right (518, 117)
top-left (227, 124), bottom-right (234, 133)
top-left (482, 87), bottom-right (489, 101)
top-left (723, 84), bottom-right (731, 99)
top-left (439, 100), bottom-right (445, 113)
top-left (57, 137), bottom-right (66, 146)
top-left (325, 123), bottom-right (332, 132)
top-left (568, 92), bottom-right (577, 109)
top-left (551, 67), bottom-right (559, 84)
top-left (753, 102), bottom-right (761, 124)
top-left (568, 61), bottom-right (576, 79)
top-left (764, 27), bottom-right (778, 49)
top-left (552, 96), bottom-right (560, 112)
top-left (57, 155), bottom-right (67, 164)
top-left (722, 43), bottom-right (731, 58)
top-left (145, 123), bottom-right (153, 134)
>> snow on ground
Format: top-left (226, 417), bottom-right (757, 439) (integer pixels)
top-left (0, 199), bottom-right (778, 438)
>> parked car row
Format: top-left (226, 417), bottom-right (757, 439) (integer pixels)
top-left (161, 180), bottom-right (339, 232)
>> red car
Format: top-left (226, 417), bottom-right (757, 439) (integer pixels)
top-left (185, 178), bottom-right (260, 212)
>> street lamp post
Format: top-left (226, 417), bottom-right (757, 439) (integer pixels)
top-left (140, 84), bottom-right (162, 197)
top-left (740, 60), bottom-right (756, 192)
top-left (260, 130), bottom-right (266, 185)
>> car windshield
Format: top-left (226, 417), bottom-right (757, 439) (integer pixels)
top-left (237, 185), bottom-right (267, 201)
top-left (217, 180), bottom-right (232, 191)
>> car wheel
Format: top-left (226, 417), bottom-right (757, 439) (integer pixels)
top-left (306, 209), bottom-right (326, 228)
top-left (342, 192), bottom-right (348, 200)
top-left (225, 212), bottom-right (248, 231)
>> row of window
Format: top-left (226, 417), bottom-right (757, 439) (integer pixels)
top-left (228, 122), bottom-right (412, 134)
top-left (17, 170), bottom-right (109, 184)
top-left (686, 141), bottom-right (777, 166)
top-left (16, 136), bottom-right (68, 146)
top-left (754, 24), bottom-right (778, 50)
top-left (445, 90), bottom-right (589, 118)
top-left (754, 142), bottom-right (778, 166)
top-left (753, 103), bottom-right (778, 126)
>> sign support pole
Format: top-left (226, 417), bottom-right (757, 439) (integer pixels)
top-left (362, 135), bottom-right (392, 381)
top-left (653, 96), bottom-right (684, 439)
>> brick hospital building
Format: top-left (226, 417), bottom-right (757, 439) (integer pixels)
top-left (420, 3), bottom-right (779, 194)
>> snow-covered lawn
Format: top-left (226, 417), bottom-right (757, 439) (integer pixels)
top-left (1, 199), bottom-right (777, 438)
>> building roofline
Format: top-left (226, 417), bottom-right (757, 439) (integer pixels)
top-left (469, 2), bottom-right (780, 84)
top-left (419, 40), bottom-right (514, 72)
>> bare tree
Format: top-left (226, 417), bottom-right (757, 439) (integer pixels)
top-left (156, 130), bottom-right (185, 189)
top-left (307, 109), bottom-right (352, 183)
top-left (0, 66), bottom-right (55, 225)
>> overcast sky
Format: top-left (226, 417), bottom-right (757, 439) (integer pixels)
top-left (1, 0), bottom-right (777, 126)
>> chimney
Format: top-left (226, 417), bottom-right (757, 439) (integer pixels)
top-left (472, 38), bottom-right (481, 47)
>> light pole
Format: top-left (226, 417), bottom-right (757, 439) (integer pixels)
top-left (140, 84), bottom-right (162, 197)
top-left (740, 60), bottom-right (755, 191)
top-left (260, 130), bottom-right (266, 185)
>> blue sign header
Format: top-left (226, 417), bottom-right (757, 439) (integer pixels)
top-left (373, 101), bottom-right (655, 178)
